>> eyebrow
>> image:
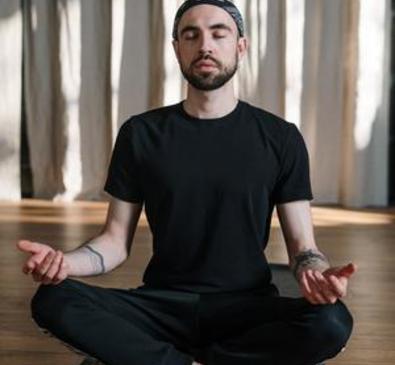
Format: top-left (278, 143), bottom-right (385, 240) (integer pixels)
top-left (179, 23), bottom-right (233, 37)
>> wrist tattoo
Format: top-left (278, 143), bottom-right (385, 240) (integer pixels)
top-left (292, 249), bottom-right (329, 278)
top-left (83, 244), bottom-right (106, 274)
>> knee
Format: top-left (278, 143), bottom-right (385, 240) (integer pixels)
top-left (313, 300), bottom-right (354, 354)
top-left (30, 280), bottom-right (71, 328)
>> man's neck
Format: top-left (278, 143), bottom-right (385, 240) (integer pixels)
top-left (183, 85), bottom-right (238, 119)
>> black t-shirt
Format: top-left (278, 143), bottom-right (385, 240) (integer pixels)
top-left (104, 99), bottom-right (313, 294)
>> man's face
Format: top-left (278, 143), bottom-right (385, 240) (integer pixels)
top-left (173, 4), bottom-right (247, 91)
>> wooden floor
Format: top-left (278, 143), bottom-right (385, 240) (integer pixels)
top-left (1, 199), bottom-right (394, 365)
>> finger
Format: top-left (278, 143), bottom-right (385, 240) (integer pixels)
top-left (336, 263), bottom-right (357, 279)
top-left (25, 249), bottom-right (52, 274)
top-left (328, 275), bottom-right (347, 298)
top-left (16, 240), bottom-right (43, 254)
top-left (314, 271), bottom-right (338, 304)
top-left (300, 271), bottom-right (319, 305)
top-left (306, 270), bottom-right (327, 304)
top-left (300, 271), bottom-right (312, 295)
top-left (42, 251), bottom-right (63, 284)
top-left (301, 271), bottom-right (316, 301)
top-left (51, 256), bottom-right (64, 284)
top-left (52, 256), bottom-right (69, 284)
top-left (34, 251), bottom-right (56, 281)
top-left (301, 286), bottom-right (318, 305)
top-left (314, 271), bottom-right (338, 298)
top-left (23, 261), bottom-right (34, 274)
top-left (24, 258), bottom-right (39, 274)
top-left (309, 271), bottom-right (332, 303)
top-left (24, 252), bottom-right (45, 273)
top-left (52, 257), bottom-right (68, 285)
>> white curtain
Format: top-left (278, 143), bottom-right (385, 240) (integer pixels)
top-left (21, 0), bottom-right (149, 202)
top-left (0, 0), bottom-right (391, 207)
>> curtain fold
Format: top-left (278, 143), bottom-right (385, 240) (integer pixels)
top-left (236, 0), bottom-right (286, 117)
top-left (0, 1), bottom-right (22, 200)
top-left (117, 0), bottom-right (150, 122)
top-left (148, 0), bottom-right (165, 109)
top-left (300, 0), bottom-right (348, 204)
top-left (340, 0), bottom-right (390, 207)
top-left (77, 0), bottom-right (112, 201)
top-left (24, 0), bottom-right (64, 199)
top-left (55, 0), bottom-right (81, 201)
top-left (22, 0), bottom-right (149, 202)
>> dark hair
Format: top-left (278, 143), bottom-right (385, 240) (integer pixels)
top-left (172, 0), bottom-right (245, 41)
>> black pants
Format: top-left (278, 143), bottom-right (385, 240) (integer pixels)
top-left (30, 278), bottom-right (353, 365)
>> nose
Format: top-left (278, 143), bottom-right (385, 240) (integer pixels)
top-left (197, 32), bottom-right (214, 55)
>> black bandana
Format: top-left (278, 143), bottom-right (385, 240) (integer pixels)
top-left (172, 0), bottom-right (244, 40)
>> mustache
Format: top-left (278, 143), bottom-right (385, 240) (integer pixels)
top-left (193, 54), bottom-right (220, 66)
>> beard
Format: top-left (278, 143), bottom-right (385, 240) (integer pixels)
top-left (180, 51), bottom-right (239, 91)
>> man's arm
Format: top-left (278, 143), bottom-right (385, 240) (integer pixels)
top-left (64, 196), bottom-right (143, 277)
top-left (275, 200), bottom-right (329, 277)
top-left (276, 200), bottom-right (356, 304)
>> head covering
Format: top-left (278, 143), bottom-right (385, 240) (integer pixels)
top-left (172, 0), bottom-right (244, 40)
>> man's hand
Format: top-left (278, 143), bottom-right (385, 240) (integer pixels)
top-left (298, 263), bottom-right (357, 305)
top-left (16, 239), bottom-right (69, 285)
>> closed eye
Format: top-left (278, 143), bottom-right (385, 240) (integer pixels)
top-left (184, 33), bottom-right (227, 40)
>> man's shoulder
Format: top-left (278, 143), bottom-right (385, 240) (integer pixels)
top-left (124, 103), bottom-right (180, 126)
top-left (241, 100), bottom-right (294, 134)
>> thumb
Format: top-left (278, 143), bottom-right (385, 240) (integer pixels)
top-left (16, 240), bottom-right (43, 254)
top-left (336, 263), bottom-right (357, 279)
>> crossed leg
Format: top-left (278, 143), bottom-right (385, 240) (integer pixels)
top-left (30, 278), bottom-right (199, 365)
top-left (195, 291), bottom-right (353, 365)
top-left (30, 279), bottom-right (353, 365)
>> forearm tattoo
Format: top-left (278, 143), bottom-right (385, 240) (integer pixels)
top-left (83, 244), bottom-right (106, 274)
top-left (292, 249), bottom-right (329, 279)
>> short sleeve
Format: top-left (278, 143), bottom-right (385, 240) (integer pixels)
top-left (103, 120), bottom-right (144, 203)
top-left (272, 123), bottom-right (313, 204)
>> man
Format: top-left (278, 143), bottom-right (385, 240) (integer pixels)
top-left (18, 1), bottom-right (356, 364)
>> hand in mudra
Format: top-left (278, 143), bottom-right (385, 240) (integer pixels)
top-left (16, 239), bottom-right (69, 285)
top-left (298, 263), bottom-right (357, 305)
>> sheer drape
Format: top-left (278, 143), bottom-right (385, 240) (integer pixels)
top-left (0, 0), bottom-right (390, 207)
top-left (21, 0), bottom-right (149, 202)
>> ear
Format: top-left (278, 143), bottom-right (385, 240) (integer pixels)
top-left (237, 36), bottom-right (248, 61)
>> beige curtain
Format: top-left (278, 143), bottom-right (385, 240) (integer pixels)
top-left (22, 0), bottom-right (149, 202)
top-left (0, 0), bottom-right (391, 207)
